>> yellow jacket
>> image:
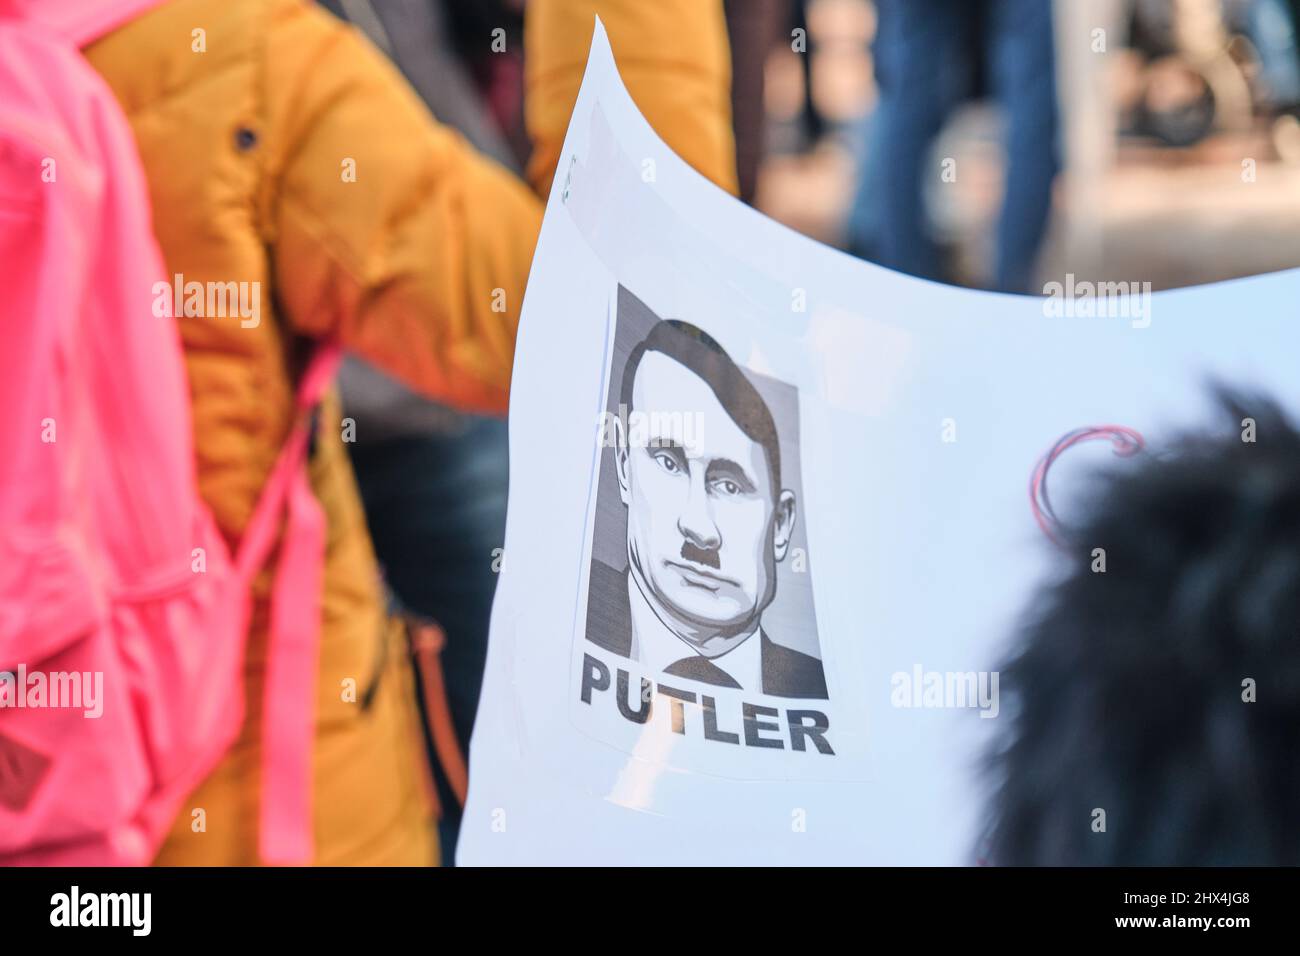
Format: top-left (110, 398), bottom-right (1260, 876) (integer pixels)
top-left (83, 0), bottom-right (735, 864)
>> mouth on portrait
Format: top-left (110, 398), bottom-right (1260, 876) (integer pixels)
top-left (664, 559), bottom-right (736, 592)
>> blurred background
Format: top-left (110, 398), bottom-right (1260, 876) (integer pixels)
top-left (371, 0), bottom-right (1300, 292)
top-left (755, 0), bottom-right (1300, 291)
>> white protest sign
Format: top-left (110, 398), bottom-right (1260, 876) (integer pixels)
top-left (458, 21), bottom-right (1300, 865)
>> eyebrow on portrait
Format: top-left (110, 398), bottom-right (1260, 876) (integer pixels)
top-left (646, 436), bottom-right (686, 450)
top-left (706, 458), bottom-right (757, 492)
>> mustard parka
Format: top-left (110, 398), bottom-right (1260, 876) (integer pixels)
top-left (81, 0), bottom-right (737, 865)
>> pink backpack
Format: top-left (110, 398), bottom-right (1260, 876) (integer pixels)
top-left (0, 0), bottom-right (340, 865)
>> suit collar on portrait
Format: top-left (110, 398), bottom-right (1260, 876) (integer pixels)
top-left (584, 560), bottom-right (828, 699)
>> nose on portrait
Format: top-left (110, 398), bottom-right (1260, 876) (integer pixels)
top-left (676, 493), bottom-right (720, 551)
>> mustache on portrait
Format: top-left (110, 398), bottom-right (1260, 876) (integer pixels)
top-left (680, 540), bottom-right (721, 570)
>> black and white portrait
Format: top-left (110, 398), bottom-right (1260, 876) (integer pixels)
top-left (584, 286), bottom-right (827, 700)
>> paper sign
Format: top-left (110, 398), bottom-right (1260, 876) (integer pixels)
top-left (458, 21), bottom-right (1300, 865)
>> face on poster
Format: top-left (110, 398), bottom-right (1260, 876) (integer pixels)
top-left (571, 284), bottom-right (840, 778)
top-left (457, 21), bottom-right (1300, 865)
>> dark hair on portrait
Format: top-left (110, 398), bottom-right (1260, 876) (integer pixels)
top-left (620, 319), bottom-right (782, 491)
top-left (983, 389), bottom-right (1300, 866)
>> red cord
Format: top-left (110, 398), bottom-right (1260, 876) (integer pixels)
top-left (1029, 425), bottom-right (1145, 546)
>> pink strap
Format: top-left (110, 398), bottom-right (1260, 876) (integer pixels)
top-left (235, 343), bottom-right (343, 865)
top-left (6, 0), bottom-right (170, 48)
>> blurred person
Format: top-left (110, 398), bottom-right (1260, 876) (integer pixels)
top-left (848, 0), bottom-right (1060, 293)
top-left (440, 0), bottom-right (530, 160)
top-left (1246, 0), bottom-right (1300, 111)
top-left (334, 0), bottom-right (811, 861)
top-left (334, 352), bottom-right (510, 867)
top-left (725, 0), bottom-right (789, 204)
top-left (24, 0), bottom-right (736, 866)
top-left (984, 392), bottom-right (1300, 865)
top-left (319, 0), bottom-right (522, 169)
top-left (791, 0), bottom-right (828, 147)
top-left (318, 0), bottom-right (518, 866)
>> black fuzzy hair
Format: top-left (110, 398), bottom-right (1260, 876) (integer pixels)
top-left (984, 389), bottom-right (1300, 865)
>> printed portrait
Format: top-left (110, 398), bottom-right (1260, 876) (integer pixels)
top-left (584, 286), bottom-right (826, 700)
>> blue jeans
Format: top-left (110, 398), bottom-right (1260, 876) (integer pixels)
top-left (348, 416), bottom-right (509, 865)
top-left (847, 0), bottom-right (1059, 293)
top-left (1249, 0), bottom-right (1300, 107)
